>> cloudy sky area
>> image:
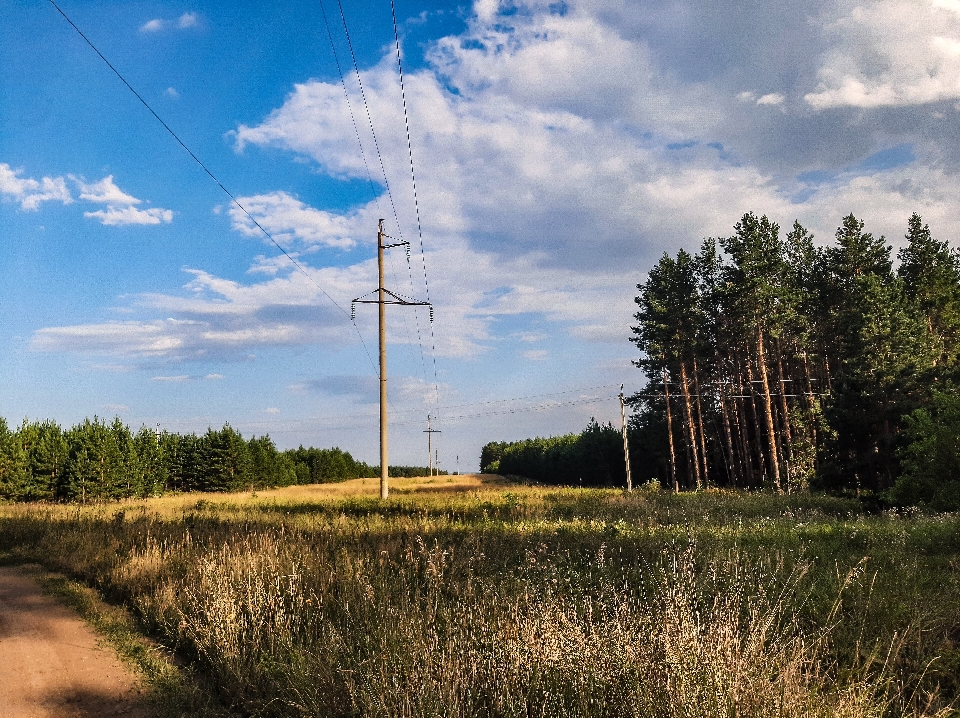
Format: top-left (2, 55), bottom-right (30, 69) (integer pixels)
top-left (2, 0), bottom-right (960, 470)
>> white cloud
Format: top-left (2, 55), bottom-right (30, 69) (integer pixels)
top-left (230, 191), bottom-right (362, 249)
top-left (151, 375), bottom-right (190, 382)
top-left (84, 206), bottom-right (173, 226)
top-left (140, 19), bottom-right (166, 32)
top-left (166, 87), bottom-right (180, 98)
top-left (0, 167), bottom-right (172, 224)
top-left (523, 349), bottom-right (549, 360)
top-left (806, 0), bottom-right (960, 108)
top-left (70, 175), bottom-right (174, 225)
top-left (205, 373), bottom-right (224, 380)
top-left (29, 266), bottom-right (359, 360)
top-left (140, 13), bottom-right (198, 33)
top-left (73, 175), bottom-right (141, 206)
top-left (265, 407), bottom-right (281, 414)
top-left (0, 163), bottom-right (72, 210)
top-left (756, 93), bottom-right (784, 105)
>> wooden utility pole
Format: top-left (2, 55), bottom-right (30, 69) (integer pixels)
top-left (424, 415), bottom-right (441, 476)
top-left (619, 385), bottom-right (633, 492)
top-left (352, 220), bottom-right (432, 499)
top-left (378, 222), bottom-right (388, 499)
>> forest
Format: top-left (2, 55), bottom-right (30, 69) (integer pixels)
top-left (629, 211), bottom-right (960, 508)
top-left (0, 417), bottom-right (433, 502)
top-left (481, 212), bottom-right (960, 510)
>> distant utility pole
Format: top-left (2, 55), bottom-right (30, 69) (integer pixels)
top-left (424, 414), bottom-right (441, 476)
top-left (620, 384), bottom-right (633, 492)
top-left (352, 219), bottom-right (432, 499)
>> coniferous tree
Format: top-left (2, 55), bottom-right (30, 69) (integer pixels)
top-left (0, 418), bottom-right (30, 499)
top-left (897, 213), bottom-right (960, 369)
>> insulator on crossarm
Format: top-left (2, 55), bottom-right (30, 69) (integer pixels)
top-left (429, 306), bottom-right (434, 323)
top-left (406, 245), bottom-right (411, 261)
top-left (350, 303), bottom-right (356, 321)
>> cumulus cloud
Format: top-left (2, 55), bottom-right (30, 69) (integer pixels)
top-left (83, 206), bottom-right (173, 226)
top-left (74, 175), bottom-right (141, 205)
top-left (0, 164), bottom-right (72, 210)
top-left (71, 175), bottom-right (173, 226)
top-left (806, 0), bottom-right (960, 108)
top-left (178, 12), bottom-right (198, 28)
top-left (230, 191), bottom-right (363, 250)
top-left (0, 165), bottom-right (172, 224)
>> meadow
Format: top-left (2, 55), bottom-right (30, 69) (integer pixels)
top-left (0, 475), bottom-right (958, 717)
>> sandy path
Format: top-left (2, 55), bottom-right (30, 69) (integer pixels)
top-left (0, 567), bottom-right (150, 717)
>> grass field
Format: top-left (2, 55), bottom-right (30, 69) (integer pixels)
top-left (1, 475), bottom-right (958, 717)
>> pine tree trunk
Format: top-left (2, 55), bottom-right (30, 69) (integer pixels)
top-left (744, 357), bottom-right (768, 486)
top-left (663, 365), bottom-right (679, 493)
top-left (756, 326), bottom-right (782, 492)
top-left (732, 357), bottom-right (753, 486)
top-left (716, 351), bottom-right (739, 485)
top-left (692, 356), bottom-right (710, 486)
top-left (679, 359), bottom-right (702, 490)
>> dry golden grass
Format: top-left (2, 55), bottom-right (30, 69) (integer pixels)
top-left (1, 483), bottom-right (958, 716)
top-left (97, 473), bottom-right (512, 516)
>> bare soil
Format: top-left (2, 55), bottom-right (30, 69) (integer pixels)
top-left (0, 566), bottom-right (150, 717)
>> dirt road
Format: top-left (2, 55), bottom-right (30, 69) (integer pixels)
top-left (0, 566), bottom-right (150, 717)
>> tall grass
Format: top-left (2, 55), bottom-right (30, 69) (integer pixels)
top-left (0, 480), bottom-right (956, 716)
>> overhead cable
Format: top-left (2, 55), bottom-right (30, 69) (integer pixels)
top-left (48, 0), bottom-right (378, 373)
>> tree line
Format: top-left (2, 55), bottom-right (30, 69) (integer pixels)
top-left (630, 211), bottom-right (960, 507)
top-left (480, 419), bottom-right (624, 486)
top-left (0, 416), bottom-right (435, 502)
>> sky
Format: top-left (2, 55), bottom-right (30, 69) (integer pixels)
top-left (3, 0), bottom-right (960, 472)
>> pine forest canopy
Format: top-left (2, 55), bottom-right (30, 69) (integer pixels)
top-left (630, 211), bottom-right (960, 508)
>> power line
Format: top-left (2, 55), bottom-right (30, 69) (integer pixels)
top-left (158, 384), bottom-right (628, 430)
top-left (317, 0), bottom-right (385, 224)
top-left (390, 0), bottom-right (441, 419)
top-left (211, 392), bottom-right (622, 431)
top-left (334, 0), bottom-right (403, 236)
top-left (48, 0), bottom-right (378, 374)
top-left (321, 0), bottom-right (433, 396)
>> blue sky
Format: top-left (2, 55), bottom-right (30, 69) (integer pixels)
top-left (3, 0), bottom-right (960, 471)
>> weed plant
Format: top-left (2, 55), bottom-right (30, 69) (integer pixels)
top-left (0, 478), bottom-right (957, 717)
